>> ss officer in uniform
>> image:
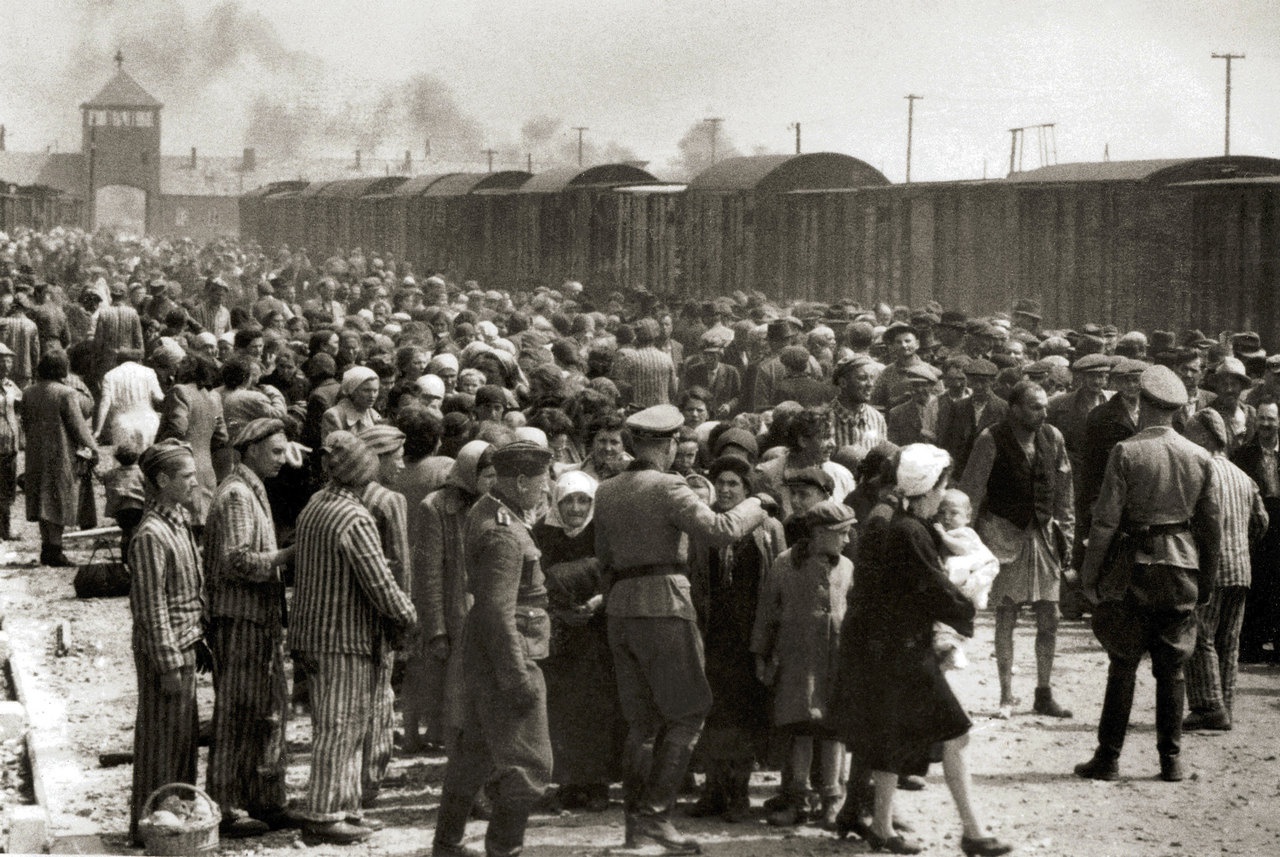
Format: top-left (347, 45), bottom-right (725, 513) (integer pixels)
top-left (433, 440), bottom-right (554, 857)
top-left (595, 405), bottom-right (769, 855)
top-left (1075, 365), bottom-right (1221, 783)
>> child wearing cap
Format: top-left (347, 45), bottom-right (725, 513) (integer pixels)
top-left (751, 500), bottom-right (855, 828)
top-left (931, 489), bottom-right (1000, 671)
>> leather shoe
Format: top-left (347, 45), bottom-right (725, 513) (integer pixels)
top-left (347, 816), bottom-right (384, 831)
top-left (960, 835), bottom-right (1014, 856)
top-left (1183, 708), bottom-right (1231, 731)
top-left (864, 829), bottom-right (923, 854)
top-left (301, 820), bottom-right (372, 845)
top-left (219, 816), bottom-right (269, 838)
top-left (896, 775), bottom-right (926, 791)
top-left (431, 843), bottom-right (484, 857)
top-left (1073, 752), bottom-right (1120, 781)
top-left (626, 813), bottom-right (702, 854)
top-left (1159, 755), bottom-right (1185, 782)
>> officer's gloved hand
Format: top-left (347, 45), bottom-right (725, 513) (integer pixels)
top-left (508, 671), bottom-right (540, 713)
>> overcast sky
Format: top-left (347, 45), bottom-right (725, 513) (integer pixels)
top-left (2, 0), bottom-right (1276, 181)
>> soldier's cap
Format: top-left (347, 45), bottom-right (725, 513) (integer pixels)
top-left (358, 424), bottom-right (407, 456)
top-left (938, 310), bottom-right (968, 330)
top-left (963, 358), bottom-right (999, 378)
top-left (881, 321), bottom-right (917, 343)
top-left (233, 417), bottom-right (286, 450)
top-left (905, 362), bottom-right (940, 384)
top-left (784, 466), bottom-right (834, 494)
top-left (802, 499), bottom-right (857, 532)
top-left (1071, 353), bottom-right (1112, 373)
top-left (832, 353), bottom-right (877, 384)
top-left (1110, 358), bottom-right (1150, 377)
top-left (491, 439), bottom-right (553, 476)
top-left (626, 404), bottom-right (684, 439)
top-left (713, 427), bottom-right (759, 460)
top-left (1139, 365), bottom-right (1189, 410)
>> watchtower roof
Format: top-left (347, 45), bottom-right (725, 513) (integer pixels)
top-left (81, 68), bottom-right (162, 111)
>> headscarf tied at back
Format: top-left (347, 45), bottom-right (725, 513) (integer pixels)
top-left (543, 470), bottom-right (598, 538)
top-left (340, 365), bottom-right (379, 400)
top-left (448, 440), bottom-right (493, 496)
top-left (896, 443), bottom-right (952, 498)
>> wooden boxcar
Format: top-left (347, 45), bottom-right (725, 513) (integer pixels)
top-left (411, 171), bottom-right (531, 284)
top-left (612, 183), bottom-right (687, 294)
top-left (350, 176), bottom-right (409, 262)
top-left (239, 181), bottom-right (307, 248)
top-left (0, 186), bottom-right (84, 233)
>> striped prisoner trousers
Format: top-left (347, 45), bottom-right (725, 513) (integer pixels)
top-left (301, 652), bottom-right (374, 822)
top-left (206, 617), bottom-right (289, 819)
top-left (130, 653), bottom-right (198, 840)
top-left (1186, 585), bottom-right (1249, 716)
top-left (362, 649), bottom-right (395, 797)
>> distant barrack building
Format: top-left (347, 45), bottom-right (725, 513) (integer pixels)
top-left (0, 57), bottom-right (480, 240)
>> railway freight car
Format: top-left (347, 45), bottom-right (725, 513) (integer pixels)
top-left (411, 171), bottom-right (531, 285)
top-left (0, 185), bottom-right (83, 233)
top-left (777, 155), bottom-right (1280, 334)
top-left (238, 181), bottom-right (307, 249)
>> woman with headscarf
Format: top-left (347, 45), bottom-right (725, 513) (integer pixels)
top-left (532, 471), bottom-right (624, 812)
top-left (427, 353), bottom-right (460, 393)
top-left (832, 444), bottom-right (1010, 856)
top-left (688, 455), bottom-right (785, 822)
top-left (320, 366), bottom-right (380, 441)
top-left (404, 441), bottom-right (497, 754)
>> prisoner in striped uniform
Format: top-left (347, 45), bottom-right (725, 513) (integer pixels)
top-left (204, 419), bottom-right (295, 837)
top-left (292, 431), bottom-right (417, 845)
top-left (128, 440), bottom-right (206, 845)
top-left (1183, 409), bottom-right (1268, 730)
top-left (357, 424), bottom-right (410, 804)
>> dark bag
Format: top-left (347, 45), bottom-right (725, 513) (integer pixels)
top-left (73, 561), bottom-right (130, 598)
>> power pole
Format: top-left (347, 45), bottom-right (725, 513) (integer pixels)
top-left (482, 149), bottom-right (497, 172)
top-left (1211, 52), bottom-right (1244, 155)
top-left (904, 94), bottom-right (922, 183)
top-left (571, 127), bottom-right (588, 166)
top-left (703, 117), bottom-right (724, 164)
top-left (526, 153), bottom-right (532, 173)
top-left (789, 122), bottom-right (801, 154)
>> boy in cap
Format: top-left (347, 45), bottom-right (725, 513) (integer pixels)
top-left (887, 363), bottom-right (938, 446)
top-left (434, 440), bottom-right (555, 857)
top-left (1076, 366), bottom-right (1220, 783)
top-left (595, 404), bottom-right (769, 854)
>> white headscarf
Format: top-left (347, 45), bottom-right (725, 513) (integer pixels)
top-left (544, 470), bottom-right (598, 538)
top-left (340, 365), bottom-right (379, 400)
top-left (896, 443), bottom-right (952, 498)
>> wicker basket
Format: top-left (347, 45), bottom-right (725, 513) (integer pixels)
top-left (137, 783), bottom-right (220, 856)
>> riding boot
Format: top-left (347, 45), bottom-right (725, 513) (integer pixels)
top-left (433, 792), bottom-right (482, 857)
top-left (484, 803), bottom-right (531, 857)
top-left (1154, 672), bottom-right (1186, 763)
top-left (630, 740), bottom-right (701, 854)
top-left (1096, 660), bottom-right (1137, 760)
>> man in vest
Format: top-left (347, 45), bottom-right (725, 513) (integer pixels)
top-left (961, 381), bottom-right (1075, 719)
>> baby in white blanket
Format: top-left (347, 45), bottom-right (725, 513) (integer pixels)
top-left (933, 489), bottom-right (1000, 670)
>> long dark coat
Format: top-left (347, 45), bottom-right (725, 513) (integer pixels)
top-left (834, 508), bottom-right (974, 776)
top-left (159, 383), bottom-right (228, 524)
top-left (21, 380), bottom-right (97, 526)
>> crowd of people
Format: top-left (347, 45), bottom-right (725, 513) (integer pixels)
top-left (0, 223), bottom-right (1271, 856)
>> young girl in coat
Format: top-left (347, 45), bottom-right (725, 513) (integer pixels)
top-left (752, 499), bottom-right (857, 828)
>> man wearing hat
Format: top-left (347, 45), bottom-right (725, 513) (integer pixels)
top-left (433, 440), bottom-right (554, 857)
top-left (935, 358), bottom-right (1006, 476)
top-left (204, 419), bottom-right (295, 837)
top-left (752, 318), bottom-right (805, 411)
top-left (681, 327), bottom-right (742, 418)
top-left (773, 344), bottom-right (833, 409)
top-left (595, 405), bottom-right (769, 854)
top-left (1207, 357), bottom-right (1257, 455)
top-left (887, 362), bottom-right (938, 446)
top-left (830, 355), bottom-right (888, 464)
top-left (935, 310), bottom-right (968, 360)
top-left (1077, 358), bottom-right (1149, 552)
top-left (0, 342), bottom-right (20, 540)
top-left (1158, 348), bottom-right (1215, 435)
top-left (128, 440), bottom-right (211, 844)
top-left (356, 424), bottom-right (412, 809)
top-left (1076, 366), bottom-right (1220, 783)
top-left (0, 292), bottom-right (40, 389)
top-left (141, 278), bottom-right (179, 325)
top-left (293, 432), bottom-right (417, 844)
top-left (1011, 299), bottom-right (1042, 336)
top-left (870, 322), bottom-right (931, 410)
top-left (1244, 353), bottom-right (1280, 409)
top-left (780, 466), bottom-right (836, 546)
top-left (90, 280), bottom-right (145, 391)
top-left (195, 277), bottom-right (232, 337)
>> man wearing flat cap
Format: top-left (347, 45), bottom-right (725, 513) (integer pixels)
top-left (204, 419), bottom-right (295, 837)
top-left (1077, 358), bottom-right (1149, 554)
top-left (830, 355), bottom-right (888, 464)
top-left (434, 440), bottom-right (554, 857)
top-left (886, 362), bottom-right (938, 446)
top-left (293, 431), bottom-right (417, 844)
top-left (595, 404), bottom-right (769, 854)
top-left (681, 328), bottom-right (742, 418)
top-left (356, 424), bottom-right (412, 809)
top-left (935, 358), bottom-right (1006, 476)
top-left (1076, 366), bottom-right (1220, 784)
top-left (752, 318), bottom-right (807, 411)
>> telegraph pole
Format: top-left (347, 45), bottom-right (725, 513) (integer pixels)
top-left (704, 117), bottom-right (723, 164)
top-left (527, 153), bottom-right (533, 172)
top-left (789, 122), bottom-right (801, 154)
top-left (904, 94), bottom-right (922, 183)
top-left (572, 126), bottom-right (588, 166)
top-left (482, 149), bottom-right (497, 172)
top-left (1211, 52), bottom-right (1244, 155)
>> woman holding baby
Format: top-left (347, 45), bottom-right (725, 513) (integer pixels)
top-left (833, 443), bottom-right (1011, 856)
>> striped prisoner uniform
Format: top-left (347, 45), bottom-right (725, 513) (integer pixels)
top-left (612, 345), bottom-right (678, 407)
top-left (1186, 453), bottom-right (1269, 716)
top-left (128, 502), bottom-right (204, 840)
top-left (203, 464), bottom-right (290, 821)
top-left (292, 485), bottom-right (416, 823)
top-left (360, 481), bottom-right (411, 798)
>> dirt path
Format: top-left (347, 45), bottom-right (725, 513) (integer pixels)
top-left (2, 551), bottom-right (1279, 856)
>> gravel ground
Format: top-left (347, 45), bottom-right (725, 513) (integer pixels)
top-left (3, 527), bottom-right (1280, 857)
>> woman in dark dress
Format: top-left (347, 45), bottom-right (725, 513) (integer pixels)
top-left (532, 470), bottom-right (624, 812)
top-left (835, 443), bottom-right (1010, 856)
top-left (688, 455), bottom-right (785, 822)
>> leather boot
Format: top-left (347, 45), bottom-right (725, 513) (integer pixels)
top-left (433, 792), bottom-right (483, 857)
top-left (1154, 673), bottom-right (1186, 762)
top-left (630, 740), bottom-right (701, 854)
top-left (1096, 661), bottom-right (1137, 760)
top-left (722, 762), bottom-right (752, 823)
top-left (621, 734), bottom-right (655, 818)
top-left (685, 762), bottom-right (726, 818)
top-left (484, 803), bottom-right (530, 857)
top-left (0, 510), bottom-right (11, 541)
